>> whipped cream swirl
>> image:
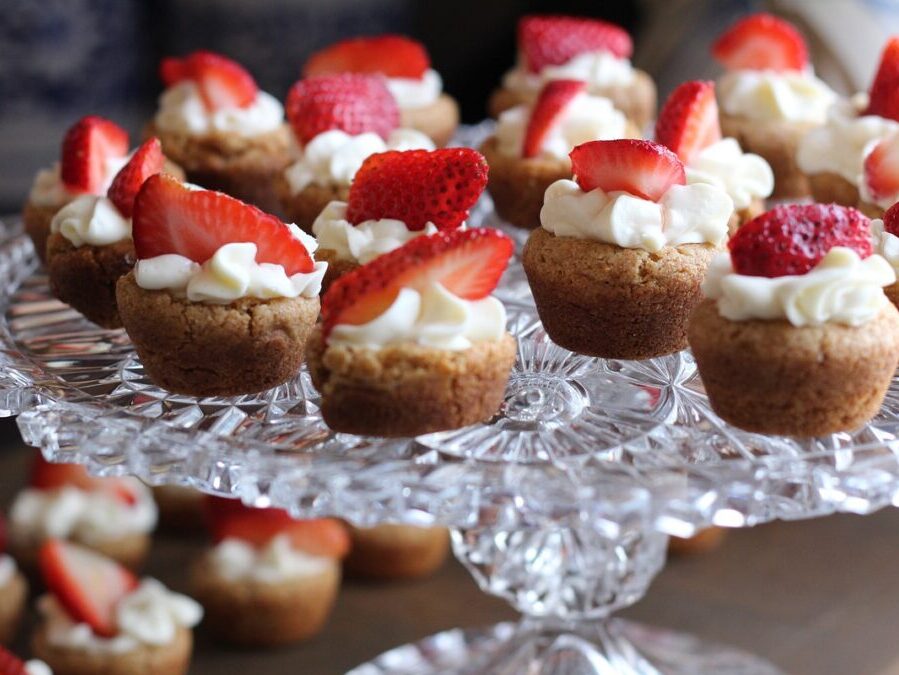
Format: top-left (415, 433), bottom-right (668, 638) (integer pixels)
top-left (871, 218), bottom-right (899, 276)
top-left (210, 535), bottom-right (335, 584)
top-left (25, 662), bottom-right (51, 675)
top-left (386, 69), bottom-right (443, 108)
top-left (717, 69), bottom-right (837, 124)
top-left (329, 282), bottom-right (506, 351)
top-left (38, 579), bottom-right (202, 653)
top-left (703, 247), bottom-right (894, 326)
top-left (10, 483), bottom-right (157, 546)
top-left (797, 93), bottom-right (899, 189)
top-left (155, 81), bottom-right (284, 136)
top-left (495, 92), bottom-right (629, 161)
top-left (312, 201), bottom-right (439, 264)
top-left (502, 51), bottom-right (636, 97)
top-left (50, 194), bottom-right (131, 247)
top-left (540, 179), bottom-right (733, 252)
top-left (0, 554), bottom-right (17, 588)
top-left (685, 138), bottom-right (774, 210)
top-left (29, 157), bottom-right (130, 208)
top-left (284, 128), bottom-right (435, 192)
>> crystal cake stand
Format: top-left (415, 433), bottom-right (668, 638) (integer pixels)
top-left (4, 133), bottom-right (899, 674)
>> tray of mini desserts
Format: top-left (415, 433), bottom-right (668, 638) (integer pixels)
top-left (3, 12), bottom-right (899, 545)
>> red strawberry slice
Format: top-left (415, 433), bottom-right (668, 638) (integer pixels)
top-left (519, 15), bottom-right (632, 73)
top-left (132, 174), bottom-right (313, 274)
top-left (39, 540), bottom-right (138, 638)
top-left (729, 204), bottom-right (872, 278)
top-left (864, 133), bottom-right (899, 203)
top-left (522, 80), bottom-right (586, 159)
top-left (107, 138), bottom-right (164, 218)
top-left (322, 227), bottom-right (512, 338)
top-left (712, 13), bottom-right (808, 72)
top-left (286, 74), bottom-right (399, 144)
top-left (31, 454), bottom-right (137, 506)
top-left (160, 50), bottom-right (258, 111)
top-left (204, 497), bottom-right (350, 558)
top-left (866, 37), bottom-right (899, 121)
top-left (304, 35), bottom-right (430, 79)
top-left (346, 148), bottom-right (488, 230)
top-left (60, 116), bottom-right (129, 194)
top-left (655, 80), bottom-right (721, 164)
top-left (569, 139), bottom-right (685, 201)
top-left (883, 201), bottom-right (899, 237)
top-left (0, 647), bottom-right (27, 675)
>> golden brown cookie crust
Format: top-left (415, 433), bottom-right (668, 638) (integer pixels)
top-left (11, 532), bottom-right (150, 575)
top-left (0, 571), bottom-right (27, 645)
top-left (276, 174), bottom-right (351, 233)
top-left (807, 171), bottom-right (861, 208)
top-left (488, 69), bottom-right (657, 129)
top-left (46, 234), bottom-right (135, 329)
top-left (727, 197), bottom-right (766, 235)
top-left (523, 228), bottom-right (717, 359)
top-left (886, 282), bottom-right (899, 310)
top-left (307, 328), bottom-right (516, 437)
top-left (116, 272), bottom-right (319, 397)
top-left (688, 299), bottom-right (899, 437)
top-left (400, 93), bottom-right (460, 148)
top-left (22, 201), bottom-right (61, 265)
top-left (32, 624), bottom-right (192, 675)
top-left (344, 525), bottom-right (449, 580)
top-left (719, 111), bottom-right (813, 199)
top-left (314, 247), bottom-right (360, 295)
top-left (190, 554), bottom-right (340, 647)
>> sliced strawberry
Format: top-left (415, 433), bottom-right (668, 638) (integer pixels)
top-left (729, 204), bottom-right (872, 278)
top-left (866, 37), bottom-right (899, 121)
top-left (519, 15), bottom-right (632, 73)
top-left (712, 13), bottom-right (808, 72)
top-left (107, 138), bottom-right (164, 218)
top-left (522, 80), bottom-right (586, 159)
top-left (39, 540), bottom-right (138, 638)
top-left (569, 139), bottom-right (685, 201)
top-left (204, 497), bottom-right (350, 558)
top-left (884, 201), bottom-right (899, 237)
top-left (346, 148), bottom-right (488, 230)
top-left (30, 454), bottom-right (137, 506)
top-left (286, 74), bottom-right (399, 144)
top-left (655, 80), bottom-right (721, 164)
top-left (159, 50), bottom-right (258, 111)
top-left (322, 227), bottom-right (512, 338)
top-left (0, 647), bottom-right (27, 675)
top-left (60, 116), bottom-right (129, 194)
top-left (132, 174), bottom-right (313, 274)
top-left (864, 133), bottom-right (899, 203)
top-left (304, 35), bottom-right (430, 79)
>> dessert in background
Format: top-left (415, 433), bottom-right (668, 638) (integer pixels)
top-left (151, 487), bottom-right (205, 533)
top-left (277, 73), bottom-right (434, 230)
top-left (303, 35), bottom-right (460, 147)
top-left (489, 14), bottom-right (657, 129)
top-left (9, 455), bottom-right (156, 571)
top-left (798, 37), bottom-right (899, 217)
top-left (149, 50), bottom-right (291, 213)
top-left (482, 79), bottom-right (639, 229)
top-left (32, 540), bottom-right (201, 675)
top-left (690, 204), bottom-right (899, 436)
top-left (656, 80), bottom-right (772, 234)
top-left (308, 227), bottom-right (516, 437)
top-left (713, 13), bottom-right (837, 198)
top-left (344, 525), bottom-right (449, 580)
top-left (523, 139), bottom-right (732, 359)
top-left (191, 497), bottom-right (347, 646)
top-left (313, 147), bottom-right (487, 292)
top-left (0, 515), bottom-right (27, 646)
top-left (117, 174), bottom-right (326, 397)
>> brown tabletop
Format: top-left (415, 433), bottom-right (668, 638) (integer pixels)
top-left (2, 418), bottom-right (899, 675)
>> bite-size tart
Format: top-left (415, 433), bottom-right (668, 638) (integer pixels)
top-left (712, 13), bottom-right (837, 198)
top-left (0, 646), bottom-right (51, 675)
top-left (9, 455), bottom-right (156, 572)
top-left (313, 147), bottom-right (488, 292)
top-left (32, 540), bottom-right (201, 675)
top-left (797, 37), bottom-right (899, 217)
top-left (523, 139), bottom-right (733, 359)
top-left (482, 79), bottom-right (638, 229)
top-left (308, 227), bottom-right (516, 437)
top-left (690, 204), bottom-right (899, 437)
top-left (304, 34), bottom-right (460, 147)
top-left (191, 498), bottom-right (347, 647)
top-left (116, 174), bottom-right (326, 397)
top-left (0, 515), bottom-right (28, 646)
top-left (490, 14), bottom-right (656, 129)
top-left (656, 80), bottom-right (772, 234)
top-left (277, 74), bottom-right (435, 231)
top-left (148, 50), bottom-right (291, 213)
top-left (344, 525), bottom-right (449, 580)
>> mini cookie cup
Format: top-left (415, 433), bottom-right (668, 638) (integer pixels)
top-left (275, 175), bottom-right (350, 233)
top-left (400, 93), bottom-right (460, 148)
top-left (344, 525), bottom-right (450, 580)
